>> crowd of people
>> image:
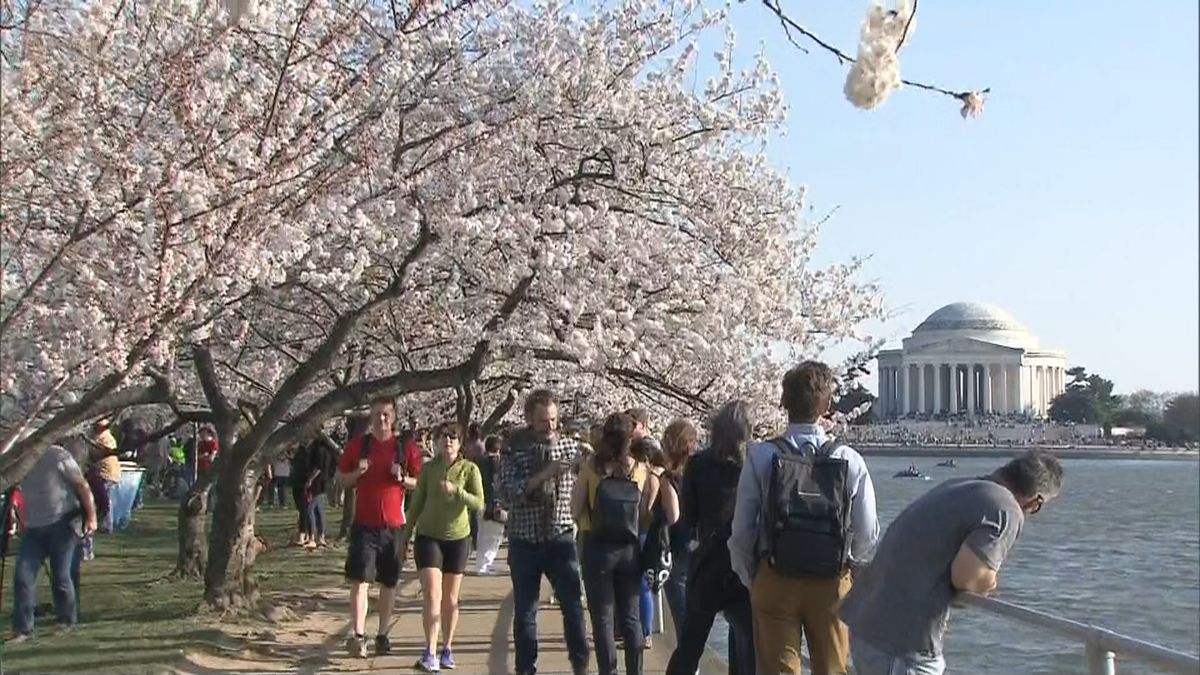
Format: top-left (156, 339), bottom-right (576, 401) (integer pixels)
top-left (5, 359), bottom-right (1067, 675)
top-left (843, 416), bottom-right (1106, 447)
top-left (328, 360), bottom-right (1065, 675)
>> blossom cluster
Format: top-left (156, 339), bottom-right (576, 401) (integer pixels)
top-left (843, 0), bottom-right (915, 111)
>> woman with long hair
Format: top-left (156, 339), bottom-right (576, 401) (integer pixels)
top-left (659, 418), bottom-right (700, 642)
top-left (665, 400), bottom-right (757, 675)
top-left (302, 437), bottom-right (333, 548)
top-left (571, 412), bottom-right (663, 675)
top-left (405, 423), bottom-right (485, 672)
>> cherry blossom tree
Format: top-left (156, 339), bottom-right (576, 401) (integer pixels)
top-left (0, 0), bottom-right (347, 486)
top-left (3, 0), bottom-right (890, 611)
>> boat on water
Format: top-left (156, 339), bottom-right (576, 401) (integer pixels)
top-left (893, 463), bottom-right (931, 480)
top-left (937, 459), bottom-right (957, 468)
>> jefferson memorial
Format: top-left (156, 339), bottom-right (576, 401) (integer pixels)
top-left (876, 302), bottom-right (1068, 419)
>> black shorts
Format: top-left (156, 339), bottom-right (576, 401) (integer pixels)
top-left (345, 524), bottom-right (404, 587)
top-left (412, 534), bottom-right (471, 574)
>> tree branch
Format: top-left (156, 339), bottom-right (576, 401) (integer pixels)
top-left (0, 376), bottom-right (170, 488)
top-left (259, 271), bottom-right (537, 460)
top-left (760, 0), bottom-right (987, 102)
top-left (191, 344), bottom-right (236, 428)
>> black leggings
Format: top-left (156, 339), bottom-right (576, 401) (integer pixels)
top-left (581, 536), bottom-right (643, 675)
top-left (412, 534), bottom-right (471, 574)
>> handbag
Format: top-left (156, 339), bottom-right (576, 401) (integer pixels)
top-left (686, 523), bottom-right (747, 613)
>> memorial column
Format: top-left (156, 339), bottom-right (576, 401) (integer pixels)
top-left (983, 364), bottom-right (993, 414)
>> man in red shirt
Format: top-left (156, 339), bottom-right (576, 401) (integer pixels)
top-left (336, 398), bottom-right (422, 658)
top-left (196, 427), bottom-right (219, 476)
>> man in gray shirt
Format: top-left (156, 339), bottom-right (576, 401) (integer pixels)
top-left (10, 440), bottom-right (97, 641)
top-left (839, 450), bottom-right (1064, 675)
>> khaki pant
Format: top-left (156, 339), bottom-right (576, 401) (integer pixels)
top-left (750, 560), bottom-right (852, 675)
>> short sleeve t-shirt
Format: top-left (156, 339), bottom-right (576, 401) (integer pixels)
top-left (839, 477), bottom-right (1024, 656)
top-left (271, 459), bottom-right (291, 478)
top-left (338, 434), bottom-right (423, 529)
top-left (21, 446), bottom-right (84, 529)
top-left (197, 439), bottom-right (219, 474)
top-left (576, 459), bottom-right (649, 532)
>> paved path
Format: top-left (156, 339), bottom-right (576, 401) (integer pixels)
top-left (177, 549), bottom-right (694, 674)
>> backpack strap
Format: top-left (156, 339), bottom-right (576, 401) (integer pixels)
top-left (815, 438), bottom-right (843, 458)
top-left (768, 437), bottom-right (797, 455)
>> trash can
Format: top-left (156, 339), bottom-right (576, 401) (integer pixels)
top-left (111, 464), bottom-right (145, 531)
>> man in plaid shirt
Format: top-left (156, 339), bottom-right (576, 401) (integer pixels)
top-left (497, 389), bottom-right (589, 675)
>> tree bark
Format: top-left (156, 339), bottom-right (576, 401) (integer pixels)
top-left (174, 490), bottom-right (208, 579)
top-left (203, 465), bottom-right (260, 613)
top-left (337, 485), bottom-right (356, 541)
top-left (455, 382), bottom-right (474, 437)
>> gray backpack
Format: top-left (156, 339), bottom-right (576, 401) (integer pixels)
top-left (764, 437), bottom-right (851, 577)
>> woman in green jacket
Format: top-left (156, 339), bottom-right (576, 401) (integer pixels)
top-left (405, 422), bottom-right (484, 672)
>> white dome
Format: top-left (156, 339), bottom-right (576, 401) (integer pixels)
top-left (914, 302), bottom-right (1028, 334)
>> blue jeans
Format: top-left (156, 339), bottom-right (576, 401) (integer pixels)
top-left (664, 542), bottom-right (690, 643)
top-left (100, 481), bottom-right (117, 532)
top-left (508, 534), bottom-right (590, 674)
top-left (850, 635), bottom-right (946, 675)
top-left (581, 537), bottom-right (643, 675)
top-left (304, 493), bottom-right (325, 539)
top-left (11, 517), bottom-right (82, 635)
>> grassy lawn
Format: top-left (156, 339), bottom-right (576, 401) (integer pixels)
top-left (1, 498), bottom-right (343, 674)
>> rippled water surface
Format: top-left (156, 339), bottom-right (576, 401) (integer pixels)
top-left (708, 455), bottom-right (1200, 674)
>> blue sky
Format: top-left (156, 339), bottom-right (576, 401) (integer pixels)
top-left (720, 1), bottom-right (1199, 394)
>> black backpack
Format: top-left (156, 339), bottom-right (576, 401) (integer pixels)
top-left (764, 437), bottom-right (851, 577)
top-left (590, 467), bottom-right (642, 545)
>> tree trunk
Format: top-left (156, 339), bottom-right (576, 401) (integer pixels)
top-left (173, 488), bottom-right (209, 578)
top-left (337, 485), bottom-right (356, 541)
top-left (203, 466), bottom-right (259, 613)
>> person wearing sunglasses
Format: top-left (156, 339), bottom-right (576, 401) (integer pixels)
top-left (839, 450), bottom-right (1064, 675)
top-left (405, 422), bottom-right (485, 672)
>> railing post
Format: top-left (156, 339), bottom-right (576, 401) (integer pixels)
top-left (1086, 640), bottom-right (1117, 675)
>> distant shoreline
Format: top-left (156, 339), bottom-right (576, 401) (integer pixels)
top-left (852, 444), bottom-right (1199, 461)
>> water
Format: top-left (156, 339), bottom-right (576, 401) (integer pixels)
top-left (707, 455), bottom-right (1200, 674)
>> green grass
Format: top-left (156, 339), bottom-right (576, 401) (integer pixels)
top-left (1, 498), bottom-right (343, 674)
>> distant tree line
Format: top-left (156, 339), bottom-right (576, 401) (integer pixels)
top-left (1048, 367), bottom-right (1199, 442)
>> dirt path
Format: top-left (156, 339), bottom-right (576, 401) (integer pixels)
top-left (174, 550), bottom-right (682, 674)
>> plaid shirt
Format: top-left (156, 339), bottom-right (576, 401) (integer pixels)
top-left (497, 429), bottom-right (580, 543)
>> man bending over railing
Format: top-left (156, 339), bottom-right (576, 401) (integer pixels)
top-left (839, 450), bottom-right (1064, 675)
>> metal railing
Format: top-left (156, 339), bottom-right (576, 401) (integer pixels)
top-left (961, 593), bottom-right (1200, 674)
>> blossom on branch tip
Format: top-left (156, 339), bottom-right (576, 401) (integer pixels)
top-left (843, 0), bottom-right (914, 111)
top-left (959, 90), bottom-right (985, 119)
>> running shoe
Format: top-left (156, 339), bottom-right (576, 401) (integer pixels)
top-left (414, 649), bottom-right (440, 672)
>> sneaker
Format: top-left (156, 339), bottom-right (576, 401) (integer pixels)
top-left (439, 646), bottom-right (456, 670)
top-left (414, 650), bottom-right (440, 672)
top-left (7, 632), bottom-right (32, 644)
top-left (375, 634), bottom-right (392, 655)
top-left (346, 634), bottom-right (367, 658)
